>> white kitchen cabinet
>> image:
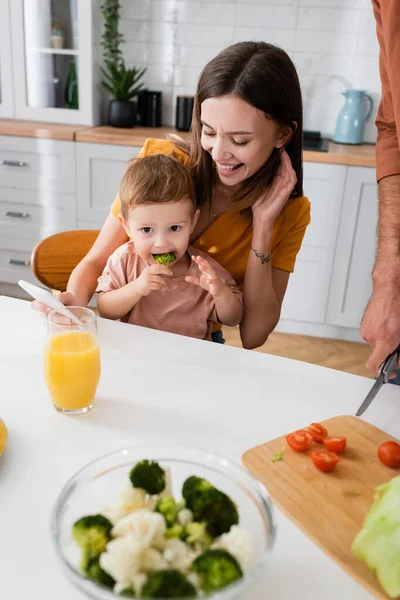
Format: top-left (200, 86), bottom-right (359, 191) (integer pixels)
top-left (76, 143), bottom-right (141, 226)
top-left (0, 0), bottom-right (14, 118)
top-left (280, 162), bottom-right (346, 324)
top-left (326, 167), bottom-right (378, 328)
top-left (9, 0), bottom-right (98, 125)
top-left (0, 135), bottom-right (77, 285)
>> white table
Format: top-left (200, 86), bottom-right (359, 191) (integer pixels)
top-left (1, 296), bottom-right (399, 600)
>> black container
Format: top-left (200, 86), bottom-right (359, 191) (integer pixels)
top-left (175, 96), bottom-right (194, 132)
top-left (137, 90), bottom-right (162, 127)
top-left (108, 100), bottom-right (137, 128)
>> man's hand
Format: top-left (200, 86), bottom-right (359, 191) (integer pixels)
top-left (361, 283), bottom-right (400, 376)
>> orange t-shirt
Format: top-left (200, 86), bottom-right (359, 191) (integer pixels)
top-left (96, 242), bottom-right (243, 340)
top-left (111, 138), bottom-right (311, 287)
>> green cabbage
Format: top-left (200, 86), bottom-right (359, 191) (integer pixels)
top-left (352, 475), bottom-right (400, 598)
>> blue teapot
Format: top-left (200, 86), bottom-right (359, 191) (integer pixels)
top-left (333, 89), bottom-right (373, 145)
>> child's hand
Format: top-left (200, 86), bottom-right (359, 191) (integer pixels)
top-left (185, 255), bottom-right (226, 297)
top-left (136, 264), bottom-right (172, 297)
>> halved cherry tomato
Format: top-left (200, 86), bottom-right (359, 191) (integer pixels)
top-left (311, 450), bottom-right (339, 473)
top-left (323, 436), bottom-right (347, 453)
top-left (307, 422), bottom-right (328, 443)
top-left (378, 441), bottom-right (400, 469)
top-left (286, 430), bottom-right (314, 452)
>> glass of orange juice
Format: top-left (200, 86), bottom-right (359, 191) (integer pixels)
top-left (44, 307), bottom-right (101, 414)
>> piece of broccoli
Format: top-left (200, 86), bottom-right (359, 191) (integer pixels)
top-left (119, 589), bottom-right (135, 597)
top-left (84, 557), bottom-right (115, 588)
top-left (185, 522), bottom-right (212, 548)
top-left (165, 523), bottom-right (186, 539)
top-left (72, 514), bottom-right (113, 568)
top-left (141, 569), bottom-right (197, 598)
top-left (191, 549), bottom-right (243, 593)
top-left (129, 460), bottom-right (166, 495)
top-left (155, 496), bottom-right (180, 527)
top-left (182, 477), bottom-right (239, 537)
top-left (153, 252), bottom-right (176, 265)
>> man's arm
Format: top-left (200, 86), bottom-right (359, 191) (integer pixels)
top-left (360, 0), bottom-right (400, 375)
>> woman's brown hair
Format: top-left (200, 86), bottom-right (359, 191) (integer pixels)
top-left (172, 41), bottom-right (303, 212)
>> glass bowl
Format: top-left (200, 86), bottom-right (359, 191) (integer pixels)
top-left (51, 445), bottom-right (275, 599)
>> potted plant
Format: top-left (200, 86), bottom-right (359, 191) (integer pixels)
top-left (100, 0), bottom-right (146, 128)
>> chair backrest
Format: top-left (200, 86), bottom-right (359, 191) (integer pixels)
top-left (31, 230), bottom-right (100, 292)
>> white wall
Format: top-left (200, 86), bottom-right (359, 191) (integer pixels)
top-left (112, 0), bottom-right (380, 143)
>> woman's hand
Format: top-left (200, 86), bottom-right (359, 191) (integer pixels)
top-left (252, 150), bottom-right (297, 228)
top-left (31, 291), bottom-right (78, 315)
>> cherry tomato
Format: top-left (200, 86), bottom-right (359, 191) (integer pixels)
top-left (311, 451), bottom-right (339, 473)
top-left (323, 436), bottom-right (347, 453)
top-left (286, 430), bottom-right (314, 452)
top-left (308, 422), bottom-right (328, 443)
top-left (378, 441), bottom-right (400, 469)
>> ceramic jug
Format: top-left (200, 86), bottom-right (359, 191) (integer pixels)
top-left (333, 89), bottom-right (373, 145)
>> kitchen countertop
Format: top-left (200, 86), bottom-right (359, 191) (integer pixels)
top-left (0, 119), bottom-right (377, 168)
top-left (0, 119), bottom-right (86, 141)
top-left (1, 295), bottom-right (399, 600)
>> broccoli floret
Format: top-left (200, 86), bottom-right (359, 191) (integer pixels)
top-left (185, 522), bottom-right (212, 548)
top-left (155, 496), bottom-right (180, 527)
top-left (165, 523), bottom-right (186, 539)
top-left (129, 460), bottom-right (166, 495)
top-left (191, 549), bottom-right (243, 593)
top-left (72, 514), bottom-right (113, 568)
top-left (119, 589), bottom-right (135, 597)
top-left (84, 557), bottom-right (115, 588)
top-left (141, 569), bottom-right (197, 598)
top-left (182, 477), bottom-right (238, 537)
top-left (153, 252), bottom-right (176, 265)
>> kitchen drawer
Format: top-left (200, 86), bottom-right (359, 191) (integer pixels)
top-left (0, 195), bottom-right (76, 241)
top-left (0, 238), bottom-right (36, 285)
top-left (280, 246), bottom-right (334, 323)
top-left (0, 136), bottom-right (75, 194)
top-left (77, 142), bottom-right (140, 223)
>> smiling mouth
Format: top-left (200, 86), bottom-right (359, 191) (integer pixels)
top-left (217, 163), bottom-right (243, 172)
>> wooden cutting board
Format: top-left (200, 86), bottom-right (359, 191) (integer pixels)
top-left (242, 415), bottom-right (399, 600)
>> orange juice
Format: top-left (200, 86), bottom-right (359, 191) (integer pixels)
top-left (44, 331), bottom-right (101, 411)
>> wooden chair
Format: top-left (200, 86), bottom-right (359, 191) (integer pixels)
top-left (31, 230), bottom-right (100, 292)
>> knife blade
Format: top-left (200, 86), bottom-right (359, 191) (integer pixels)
top-left (356, 345), bottom-right (400, 417)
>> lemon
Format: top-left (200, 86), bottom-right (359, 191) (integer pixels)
top-left (0, 418), bottom-right (8, 456)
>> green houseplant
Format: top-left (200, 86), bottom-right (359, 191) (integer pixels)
top-left (100, 0), bottom-right (146, 128)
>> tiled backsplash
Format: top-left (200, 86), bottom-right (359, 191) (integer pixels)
top-left (114, 0), bottom-right (380, 143)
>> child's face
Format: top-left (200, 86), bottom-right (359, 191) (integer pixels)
top-left (123, 196), bottom-right (199, 264)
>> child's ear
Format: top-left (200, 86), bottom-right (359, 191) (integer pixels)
top-left (191, 209), bottom-right (200, 233)
top-left (118, 213), bottom-right (131, 237)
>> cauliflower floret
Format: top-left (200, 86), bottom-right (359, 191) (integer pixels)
top-left (132, 573), bottom-right (148, 596)
top-left (177, 508), bottom-right (193, 526)
top-left (100, 534), bottom-right (141, 587)
top-left (101, 484), bottom-right (156, 525)
top-left (163, 538), bottom-right (197, 573)
top-left (140, 547), bottom-right (168, 572)
top-left (112, 509), bottom-right (166, 549)
top-left (212, 525), bottom-right (255, 572)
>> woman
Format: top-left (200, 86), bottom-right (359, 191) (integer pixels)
top-left (36, 41), bottom-right (310, 349)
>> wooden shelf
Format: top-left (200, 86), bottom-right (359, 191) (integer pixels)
top-left (28, 47), bottom-right (78, 56)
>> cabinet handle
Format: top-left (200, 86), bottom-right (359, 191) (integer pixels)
top-left (0, 160), bottom-right (27, 167)
top-left (8, 258), bottom-right (30, 267)
top-left (5, 211), bottom-right (30, 219)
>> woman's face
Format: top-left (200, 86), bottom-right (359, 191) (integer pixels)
top-left (200, 95), bottom-right (287, 187)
